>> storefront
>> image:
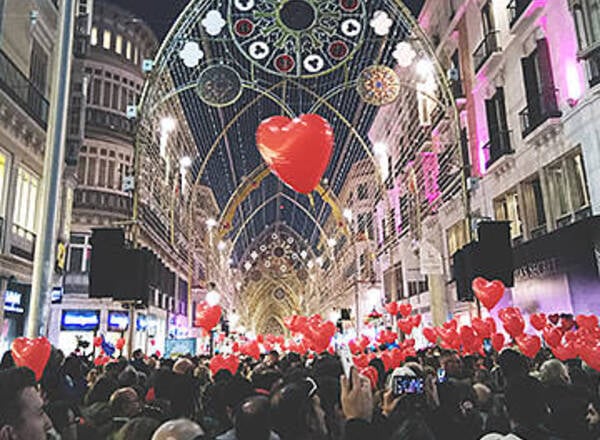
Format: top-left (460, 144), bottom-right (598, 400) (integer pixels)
top-left (511, 216), bottom-right (600, 315)
top-left (57, 309), bottom-right (101, 354)
top-left (0, 282), bottom-right (30, 353)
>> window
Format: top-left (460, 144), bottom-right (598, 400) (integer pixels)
top-left (90, 26), bottom-right (98, 46)
top-left (0, 150), bottom-right (7, 218)
top-left (484, 88), bottom-right (511, 167)
top-left (102, 30), bottom-right (111, 50)
top-left (520, 39), bottom-right (561, 136)
top-left (67, 234), bottom-right (91, 273)
top-left (134, 46), bottom-right (139, 65)
top-left (546, 151), bottom-right (591, 219)
top-left (115, 35), bottom-right (123, 54)
top-left (29, 39), bottom-right (48, 112)
top-left (522, 177), bottom-right (546, 236)
top-left (446, 219), bottom-right (469, 256)
top-left (12, 168), bottom-right (39, 236)
top-left (111, 84), bottom-right (119, 110)
top-left (87, 157), bottom-right (97, 186)
top-left (92, 78), bottom-right (101, 105)
top-left (98, 158), bottom-right (107, 187)
top-left (103, 81), bottom-right (111, 107)
top-left (126, 41), bottom-right (132, 60)
top-left (494, 191), bottom-right (522, 239)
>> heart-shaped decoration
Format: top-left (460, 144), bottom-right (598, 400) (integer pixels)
top-left (11, 337), bottom-right (52, 381)
top-left (548, 313), bottom-right (560, 325)
top-left (576, 314), bottom-right (599, 331)
top-left (385, 301), bottom-right (398, 316)
top-left (398, 303), bottom-right (412, 317)
top-left (491, 333), bottom-right (505, 352)
top-left (423, 327), bottom-right (438, 344)
top-left (256, 114), bottom-right (334, 194)
top-left (359, 366), bottom-right (379, 390)
top-left (195, 302), bottom-right (222, 331)
top-left (530, 313), bottom-right (547, 332)
top-left (471, 317), bottom-right (492, 339)
top-left (472, 277), bottom-right (505, 311)
top-left (552, 342), bottom-right (577, 361)
top-left (542, 326), bottom-right (562, 348)
top-left (353, 354), bottom-right (370, 369)
top-left (516, 334), bottom-right (541, 359)
top-left (499, 307), bottom-right (525, 338)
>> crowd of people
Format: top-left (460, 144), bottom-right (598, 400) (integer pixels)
top-left (0, 343), bottom-right (599, 440)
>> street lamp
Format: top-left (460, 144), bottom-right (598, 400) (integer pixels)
top-left (159, 117), bottom-right (176, 158)
top-left (343, 208), bottom-right (353, 222)
top-left (206, 218), bottom-right (217, 229)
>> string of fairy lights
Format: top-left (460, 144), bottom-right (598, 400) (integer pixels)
top-left (134, 0), bottom-right (464, 329)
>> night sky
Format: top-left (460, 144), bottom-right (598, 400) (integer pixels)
top-left (113, 0), bottom-right (425, 39)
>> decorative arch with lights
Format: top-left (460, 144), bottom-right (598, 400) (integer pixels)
top-left (133, 0), bottom-right (466, 332)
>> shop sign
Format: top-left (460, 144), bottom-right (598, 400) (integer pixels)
top-left (61, 310), bottom-right (100, 331)
top-left (5, 290), bottom-right (24, 314)
top-left (515, 258), bottom-right (560, 281)
top-left (107, 311), bottom-right (129, 332)
top-left (136, 314), bottom-right (148, 331)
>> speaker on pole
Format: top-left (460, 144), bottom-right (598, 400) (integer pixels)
top-left (478, 221), bottom-right (514, 287)
top-left (89, 228), bottom-right (125, 298)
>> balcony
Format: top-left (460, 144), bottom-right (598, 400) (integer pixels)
top-left (85, 107), bottom-right (135, 139)
top-left (0, 48), bottom-right (49, 129)
top-left (519, 105), bottom-right (562, 138)
top-left (483, 130), bottom-right (513, 168)
top-left (73, 188), bottom-right (132, 216)
top-left (10, 224), bottom-right (36, 261)
top-left (508, 0), bottom-right (533, 26)
top-left (585, 45), bottom-right (600, 88)
top-left (473, 31), bottom-right (501, 73)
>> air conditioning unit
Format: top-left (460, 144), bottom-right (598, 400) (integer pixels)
top-left (466, 176), bottom-right (480, 191)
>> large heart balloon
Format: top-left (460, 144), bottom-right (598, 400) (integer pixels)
top-left (11, 337), bottom-right (52, 381)
top-left (423, 327), bottom-right (438, 344)
top-left (472, 277), bottom-right (505, 311)
top-left (516, 334), bottom-right (541, 359)
top-left (256, 114), bottom-right (334, 194)
top-left (195, 302), bottom-right (222, 331)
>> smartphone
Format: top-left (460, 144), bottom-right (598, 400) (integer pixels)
top-left (483, 339), bottom-right (493, 353)
top-left (437, 368), bottom-right (447, 384)
top-left (338, 344), bottom-right (353, 378)
top-left (393, 376), bottom-right (424, 396)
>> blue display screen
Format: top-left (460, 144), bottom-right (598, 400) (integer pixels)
top-left (107, 311), bottom-right (129, 332)
top-left (61, 310), bottom-right (100, 331)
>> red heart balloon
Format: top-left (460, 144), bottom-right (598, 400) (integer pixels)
top-left (256, 114), bottom-right (334, 194)
top-left (195, 302), bottom-right (222, 331)
top-left (380, 351), bottom-right (394, 372)
top-left (491, 333), bottom-right (505, 352)
top-left (460, 326), bottom-right (477, 348)
top-left (115, 338), bottom-right (126, 351)
top-left (398, 318), bottom-right (414, 335)
top-left (93, 336), bottom-right (103, 348)
top-left (423, 327), bottom-right (438, 344)
top-left (348, 340), bottom-right (360, 354)
top-left (552, 342), bottom-right (577, 361)
top-left (530, 313), bottom-right (547, 332)
top-left (11, 337), bottom-right (52, 381)
top-left (548, 314), bottom-right (560, 325)
top-left (385, 302), bottom-right (398, 316)
top-left (485, 317), bottom-right (497, 334)
top-left (472, 277), bottom-right (505, 311)
top-left (353, 354), bottom-right (369, 369)
top-left (516, 334), bottom-right (541, 359)
top-left (411, 314), bottom-right (422, 328)
top-left (542, 326), bottom-right (562, 348)
top-left (360, 366), bottom-right (379, 390)
top-left (443, 319), bottom-right (458, 331)
top-left (499, 307), bottom-right (525, 338)
top-left (472, 317), bottom-right (492, 339)
top-left (576, 314), bottom-right (599, 331)
top-left (398, 303), bottom-right (413, 317)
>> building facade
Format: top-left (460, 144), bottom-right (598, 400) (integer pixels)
top-left (47, 0), bottom-right (205, 356)
top-left (417, 0), bottom-right (600, 321)
top-left (0, 0), bottom-right (60, 352)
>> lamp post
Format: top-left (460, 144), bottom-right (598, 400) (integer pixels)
top-left (27, 0), bottom-right (76, 337)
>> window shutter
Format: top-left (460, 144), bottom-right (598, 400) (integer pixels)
top-left (521, 52), bottom-right (540, 118)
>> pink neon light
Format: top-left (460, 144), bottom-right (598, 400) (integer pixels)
top-left (420, 152), bottom-right (441, 207)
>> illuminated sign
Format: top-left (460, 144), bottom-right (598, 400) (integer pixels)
top-left (136, 314), bottom-right (148, 331)
top-left (4, 290), bottom-right (24, 314)
top-left (51, 287), bottom-right (63, 304)
top-left (61, 310), bottom-right (100, 331)
top-left (107, 311), bottom-right (129, 332)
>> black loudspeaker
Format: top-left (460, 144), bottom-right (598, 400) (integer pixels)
top-left (478, 221), bottom-right (514, 287)
top-left (453, 242), bottom-right (479, 302)
top-left (341, 308), bottom-right (351, 321)
top-left (89, 229), bottom-right (125, 298)
top-left (114, 249), bottom-right (151, 304)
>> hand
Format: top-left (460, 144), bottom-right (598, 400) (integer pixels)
top-left (381, 389), bottom-right (401, 418)
top-left (341, 367), bottom-right (373, 423)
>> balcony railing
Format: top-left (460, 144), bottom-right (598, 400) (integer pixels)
top-left (85, 107), bottom-right (135, 138)
top-left (74, 188), bottom-right (132, 216)
top-left (519, 104), bottom-right (562, 138)
top-left (10, 224), bottom-right (36, 261)
top-left (587, 45), bottom-right (600, 87)
top-left (508, 0), bottom-right (533, 27)
top-left (451, 79), bottom-right (465, 100)
top-left (0, 49), bottom-right (49, 129)
top-left (473, 31), bottom-right (500, 72)
top-left (483, 129), bottom-right (513, 168)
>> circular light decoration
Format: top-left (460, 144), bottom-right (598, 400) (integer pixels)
top-left (196, 64), bottom-right (243, 107)
top-left (356, 65), bottom-right (401, 106)
top-left (273, 247), bottom-right (285, 257)
top-left (273, 288), bottom-right (286, 301)
top-left (228, 0), bottom-right (366, 77)
top-left (250, 270), bottom-right (262, 282)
